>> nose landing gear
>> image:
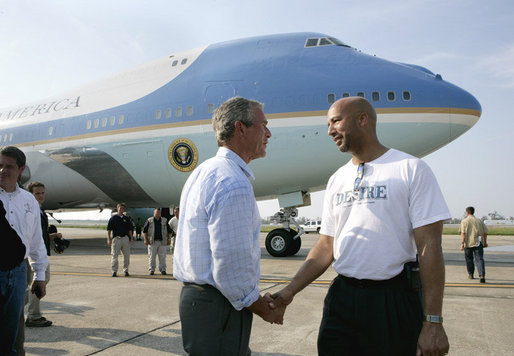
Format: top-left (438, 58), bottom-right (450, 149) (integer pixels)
top-left (265, 207), bottom-right (303, 257)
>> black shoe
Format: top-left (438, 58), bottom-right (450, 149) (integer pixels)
top-left (479, 276), bottom-right (486, 283)
top-left (161, 271), bottom-right (167, 275)
top-left (150, 271), bottom-right (154, 275)
top-left (124, 271), bottom-right (129, 277)
top-left (25, 317), bottom-right (52, 327)
top-left (112, 272), bottom-right (117, 277)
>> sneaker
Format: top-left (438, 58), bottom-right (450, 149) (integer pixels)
top-left (468, 274), bottom-right (474, 279)
top-left (479, 276), bottom-right (486, 283)
top-left (161, 271), bottom-right (167, 275)
top-left (150, 271), bottom-right (154, 275)
top-left (25, 317), bottom-right (52, 327)
top-left (112, 272), bottom-right (117, 277)
top-left (124, 271), bottom-right (129, 277)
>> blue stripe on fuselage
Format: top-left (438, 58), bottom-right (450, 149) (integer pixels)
top-left (1, 32), bottom-right (480, 146)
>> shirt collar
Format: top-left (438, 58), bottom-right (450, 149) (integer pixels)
top-left (216, 147), bottom-right (255, 181)
top-left (0, 183), bottom-right (21, 195)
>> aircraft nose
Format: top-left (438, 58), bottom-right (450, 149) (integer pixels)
top-left (447, 82), bottom-right (481, 141)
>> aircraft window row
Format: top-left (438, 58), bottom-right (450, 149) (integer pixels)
top-left (154, 106), bottom-right (194, 120)
top-left (328, 91), bottom-right (412, 104)
top-left (2, 133), bottom-right (13, 143)
top-left (305, 37), bottom-right (350, 48)
top-left (86, 115), bottom-right (125, 130)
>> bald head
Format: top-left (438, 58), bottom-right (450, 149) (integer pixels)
top-left (327, 96), bottom-right (385, 160)
top-left (329, 97), bottom-right (377, 129)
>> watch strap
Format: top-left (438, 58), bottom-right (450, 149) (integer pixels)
top-left (424, 314), bottom-right (443, 323)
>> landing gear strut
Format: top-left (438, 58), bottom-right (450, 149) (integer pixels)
top-left (265, 207), bottom-right (304, 257)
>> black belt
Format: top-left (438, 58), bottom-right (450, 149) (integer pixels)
top-left (338, 270), bottom-right (406, 289)
top-left (183, 282), bottom-right (217, 290)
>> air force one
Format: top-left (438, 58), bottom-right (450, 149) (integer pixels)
top-left (0, 32), bottom-right (481, 256)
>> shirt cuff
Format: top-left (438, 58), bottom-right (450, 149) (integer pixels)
top-left (231, 285), bottom-right (260, 311)
top-left (33, 264), bottom-right (48, 281)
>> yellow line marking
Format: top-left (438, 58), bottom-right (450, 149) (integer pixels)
top-left (52, 272), bottom-right (514, 288)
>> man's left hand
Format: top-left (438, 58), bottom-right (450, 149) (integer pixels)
top-left (417, 322), bottom-right (449, 355)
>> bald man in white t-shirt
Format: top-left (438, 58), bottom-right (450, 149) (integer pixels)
top-left (271, 97), bottom-right (451, 356)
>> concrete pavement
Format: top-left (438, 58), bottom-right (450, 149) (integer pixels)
top-left (21, 228), bottom-right (514, 355)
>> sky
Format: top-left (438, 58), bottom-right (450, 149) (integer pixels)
top-left (1, 0), bottom-right (513, 221)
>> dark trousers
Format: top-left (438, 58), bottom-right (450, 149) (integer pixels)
top-left (179, 283), bottom-right (252, 356)
top-left (464, 243), bottom-right (485, 277)
top-left (318, 273), bottom-right (423, 356)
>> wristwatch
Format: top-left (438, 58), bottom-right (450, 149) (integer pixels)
top-left (424, 315), bottom-right (443, 323)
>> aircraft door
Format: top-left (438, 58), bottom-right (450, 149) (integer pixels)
top-left (204, 83), bottom-right (236, 113)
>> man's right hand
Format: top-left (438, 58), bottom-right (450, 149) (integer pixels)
top-left (269, 287), bottom-right (295, 310)
top-left (248, 294), bottom-right (285, 325)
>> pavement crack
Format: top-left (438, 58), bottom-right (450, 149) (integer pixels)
top-left (85, 319), bottom-right (182, 355)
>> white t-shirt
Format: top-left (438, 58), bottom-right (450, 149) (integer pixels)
top-left (168, 216), bottom-right (178, 235)
top-left (320, 149), bottom-right (450, 280)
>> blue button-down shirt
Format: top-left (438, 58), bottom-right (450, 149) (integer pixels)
top-left (174, 147), bottom-right (262, 311)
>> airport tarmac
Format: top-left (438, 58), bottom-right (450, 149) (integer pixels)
top-left (22, 228), bottom-right (514, 356)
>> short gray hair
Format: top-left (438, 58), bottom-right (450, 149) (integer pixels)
top-left (212, 97), bottom-right (264, 147)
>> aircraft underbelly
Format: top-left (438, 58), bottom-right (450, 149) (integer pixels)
top-left (48, 146), bottom-right (158, 207)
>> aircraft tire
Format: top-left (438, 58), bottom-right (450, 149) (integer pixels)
top-left (265, 229), bottom-right (293, 257)
top-left (287, 234), bottom-right (302, 256)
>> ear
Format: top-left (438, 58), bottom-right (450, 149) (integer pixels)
top-left (358, 112), bottom-right (369, 127)
top-left (234, 120), bottom-right (246, 137)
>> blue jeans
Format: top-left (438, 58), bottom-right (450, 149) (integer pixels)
top-left (0, 260), bottom-right (27, 355)
top-left (464, 243), bottom-right (485, 277)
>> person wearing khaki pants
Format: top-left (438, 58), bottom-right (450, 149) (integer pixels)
top-left (107, 203), bottom-right (134, 277)
top-left (143, 208), bottom-right (172, 275)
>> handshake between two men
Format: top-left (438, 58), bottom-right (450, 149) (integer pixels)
top-left (252, 286), bottom-right (295, 325)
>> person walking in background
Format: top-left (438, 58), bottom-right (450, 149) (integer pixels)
top-left (25, 181), bottom-right (63, 327)
top-left (107, 203), bottom-right (133, 277)
top-left (135, 217), bottom-right (143, 241)
top-left (168, 206), bottom-right (179, 257)
top-left (143, 208), bottom-right (172, 275)
top-left (460, 206), bottom-right (488, 283)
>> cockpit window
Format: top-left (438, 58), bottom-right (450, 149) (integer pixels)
top-left (305, 37), bottom-right (351, 48)
top-left (319, 38), bottom-right (332, 46)
top-left (305, 38), bottom-right (319, 47)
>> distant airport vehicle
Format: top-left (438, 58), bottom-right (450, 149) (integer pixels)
top-left (484, 220), bottom-right (514, 226)
top-left (301, 220), bottom-right (322, 234)
top-left (0, 32), bottom-right (481, 256)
